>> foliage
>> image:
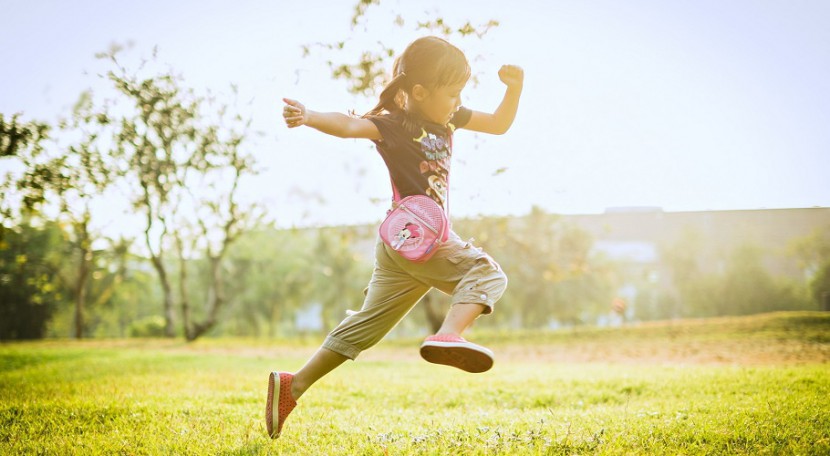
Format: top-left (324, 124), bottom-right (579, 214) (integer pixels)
top-left (45, 245), bottom-right (160, 339)
top-left (127, 315), bottom-right (167, 338)
top-left (218, 226), bottom-right (373, 338)
top-left (5, 88), bottom-right (124, 340)
top-left (789, 226), bottom-right (830, 308)
top-left (105, 49), bottom-right (200, 338)
top-left (302, 1), bottom-right (499, 96)
top-left (312, 226), bottom-right (374, 331)
top-left (3, 201), bottom-right (824, 339)
top-left (221, 228), bottom-right (314, 337)
top-left (0, 113), bottom-right (49, 159)
top-left (454, 207), bottom-right (615, 327)
top-left (719, 244), bottom-right (806, 314)
top-left (37, 93), bottom-right (115, 339)
top-left (3, 0), bottom-right (825, 339)
top-left (103, 46), bottom-right (263, 340)
top-left (0, 221), bottom-right (67, 340)
top-left (661, 227), bottom-right (811, 319)
top-left (0, 115), bottom-right (50, 226)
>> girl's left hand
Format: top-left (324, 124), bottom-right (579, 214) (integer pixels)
top-left (282, 98), bottom-right (309, 128)
top-left (498, 65), bottom-right (524, 90)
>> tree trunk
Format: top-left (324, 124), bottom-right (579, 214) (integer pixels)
top-left (421, 291), bottom-right (443, 334)
top-left (270, 301), bottom-right (281, 338)
top-left (146, 244), bottom-right (175, 338)
top-left (73, 219), bottom-right (91, 339)
top-left (185, 256), bottom-right (225, 341)
top-left (143, 203), bottom-right (176, 338)
top-left (148, 253), bottom-right (176, 338)
top-left (73, 252), bottom-right (89, 339)
top-left (176, 234), bottom-right (194, 340)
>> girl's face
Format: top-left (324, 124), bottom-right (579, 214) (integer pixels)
top-left (411, 82), bottom-right (466, 125)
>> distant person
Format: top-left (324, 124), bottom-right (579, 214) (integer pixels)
top-left (269, 36), bottom-right (523, 438)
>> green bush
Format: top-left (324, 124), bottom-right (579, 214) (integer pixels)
top-left (127, 316), bottom-right (166, 338)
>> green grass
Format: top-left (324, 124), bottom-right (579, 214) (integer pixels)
top-left (2, 312), bottom-right (829, 455)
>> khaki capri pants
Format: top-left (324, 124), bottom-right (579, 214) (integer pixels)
top-left (323, 232), bottom-right (508, 360)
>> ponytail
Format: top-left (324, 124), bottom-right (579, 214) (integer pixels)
top-left (364, 71), bottom-right (407, 118)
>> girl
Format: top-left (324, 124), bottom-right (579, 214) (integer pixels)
top-left (268, 36), bottom-right (523, 439)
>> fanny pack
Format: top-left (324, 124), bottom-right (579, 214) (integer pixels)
top-left (379, 186), bottom-right (449, 263)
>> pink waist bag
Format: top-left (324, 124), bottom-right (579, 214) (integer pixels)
top-left (379, 195), bottom-right (449, 263)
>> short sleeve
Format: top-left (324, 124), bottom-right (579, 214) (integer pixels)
top-left (449, 106), bottom-right (472, 130)
top-left (367, 114), bottom-right (402, 151)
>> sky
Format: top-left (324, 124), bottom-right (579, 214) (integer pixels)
top-left (2, 0), bottom-right (829, 230)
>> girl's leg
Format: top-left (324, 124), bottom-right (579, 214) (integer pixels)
top-left (286, 279), bottom-right (428, 401)
top-left (420, 300), bottom-right (496, 373)
top-left (403, 235), bottom-right (508, 372)
top-left (401, 234), bottom-right (507, 326)
top-left (290, 347), bottom-right (348, 400)
top-left (267, 240), bottom-right (427, 439)
top-left (435, 303), bottom-right (487, 336)
top-left (408, 235), bottom-right (508, 335)
top-left (292, 238), bottom-right (430, 397)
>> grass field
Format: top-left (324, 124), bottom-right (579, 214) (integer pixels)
top-left (2, 312), bottom-right (829, 455)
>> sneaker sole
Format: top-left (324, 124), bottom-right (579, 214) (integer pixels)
top-left (420, 341), bottom-right (494, 373)
top-left (266, 372), bottom-right (281, 438)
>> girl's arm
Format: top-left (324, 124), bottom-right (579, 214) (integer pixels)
top-left (283, 98), bottom-right (381, 139)
top-left (463, 65), bottom-right (524, 135)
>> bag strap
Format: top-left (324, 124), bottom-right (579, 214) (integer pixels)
top-left (389, 125), bottom-right (454, 216)
top-left (389, 179), bottom-right (450, 219)
top-left (390, 179), bottom-right (402, 205)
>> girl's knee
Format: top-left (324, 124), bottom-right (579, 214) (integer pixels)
top-left (490, 268), bottom-right (508, 301)
top-left (497, 269), bottom-right (508, 292)
top-left (452, 258), bottom-right (507, 311)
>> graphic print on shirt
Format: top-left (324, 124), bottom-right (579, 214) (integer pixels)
top-left (413, 128), bottom-right (451, 207)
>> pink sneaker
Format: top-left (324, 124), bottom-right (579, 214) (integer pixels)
top-left (419, 334), bottom-right (494, 373)
top-left (266, 372), bottom-right (297, 438)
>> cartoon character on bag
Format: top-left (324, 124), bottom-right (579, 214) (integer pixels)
top-left (392, 222), bottom-right (422, 250)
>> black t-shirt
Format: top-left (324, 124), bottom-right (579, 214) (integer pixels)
top-left (368, 107), bottom-right (472, 211)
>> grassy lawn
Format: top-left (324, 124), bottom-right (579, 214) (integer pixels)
top-left (1, 312), bottom-right (829, 455)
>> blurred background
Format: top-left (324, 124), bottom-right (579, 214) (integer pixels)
top-left (2, 0), bottom-right (829, 341)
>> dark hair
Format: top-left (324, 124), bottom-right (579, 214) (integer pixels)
top-left (364, 36), bottom-right (470, 118)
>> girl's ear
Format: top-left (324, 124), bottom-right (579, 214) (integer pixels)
top-left (411, 84), bottom-right (429, 102)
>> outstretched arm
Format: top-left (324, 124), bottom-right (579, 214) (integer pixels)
top-left (463, 65), bottom-right (524, 135)
top-left (282, 98), bottom-right (381, 139)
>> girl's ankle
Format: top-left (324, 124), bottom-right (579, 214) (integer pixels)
top-left (290, 380), bottom-right (304, 401)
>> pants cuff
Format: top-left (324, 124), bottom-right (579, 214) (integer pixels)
top-left (453, 294), bottom-right (495, 315)
top-left (322, 335), bottom-right (362, 360)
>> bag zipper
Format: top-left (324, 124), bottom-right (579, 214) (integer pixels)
top-left (400, 204), bottom-right (439, 235)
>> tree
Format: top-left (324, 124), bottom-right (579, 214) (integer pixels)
top-left (173, 103), bottom-right (264, 341)
top-left (3, 103), bottom-right (123, 339)
top-left (719, 244), bottom-right (803, 315)
top-left (790, 227), bottom-right (830, 310)
top-left (0, 113), bottom-right (49, 159)
top-left (312, 227), bottom-right (370, 331)
top-left (13, 92), bottom-right (118, 339)
top-left (663, 227), bottom-right (811, 318)
top-left (108, 55), bottom-right (197, 337)
top-left (1, 114), bottom-right (50, 226)
top-left (222, 228), bottom-right (317, 337)
top-left (302, 1), bottom-right (499, 97)
top-left (0, 219), bottom-right (67, 340)
top-left (420, 290), bottom-right (448, 333)
top-left (106, 48), bottom-right (264, 340)
top-left (660, 226), bottom-right (706, 318)
top-left (455, 207), bottom-right (613, 327)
